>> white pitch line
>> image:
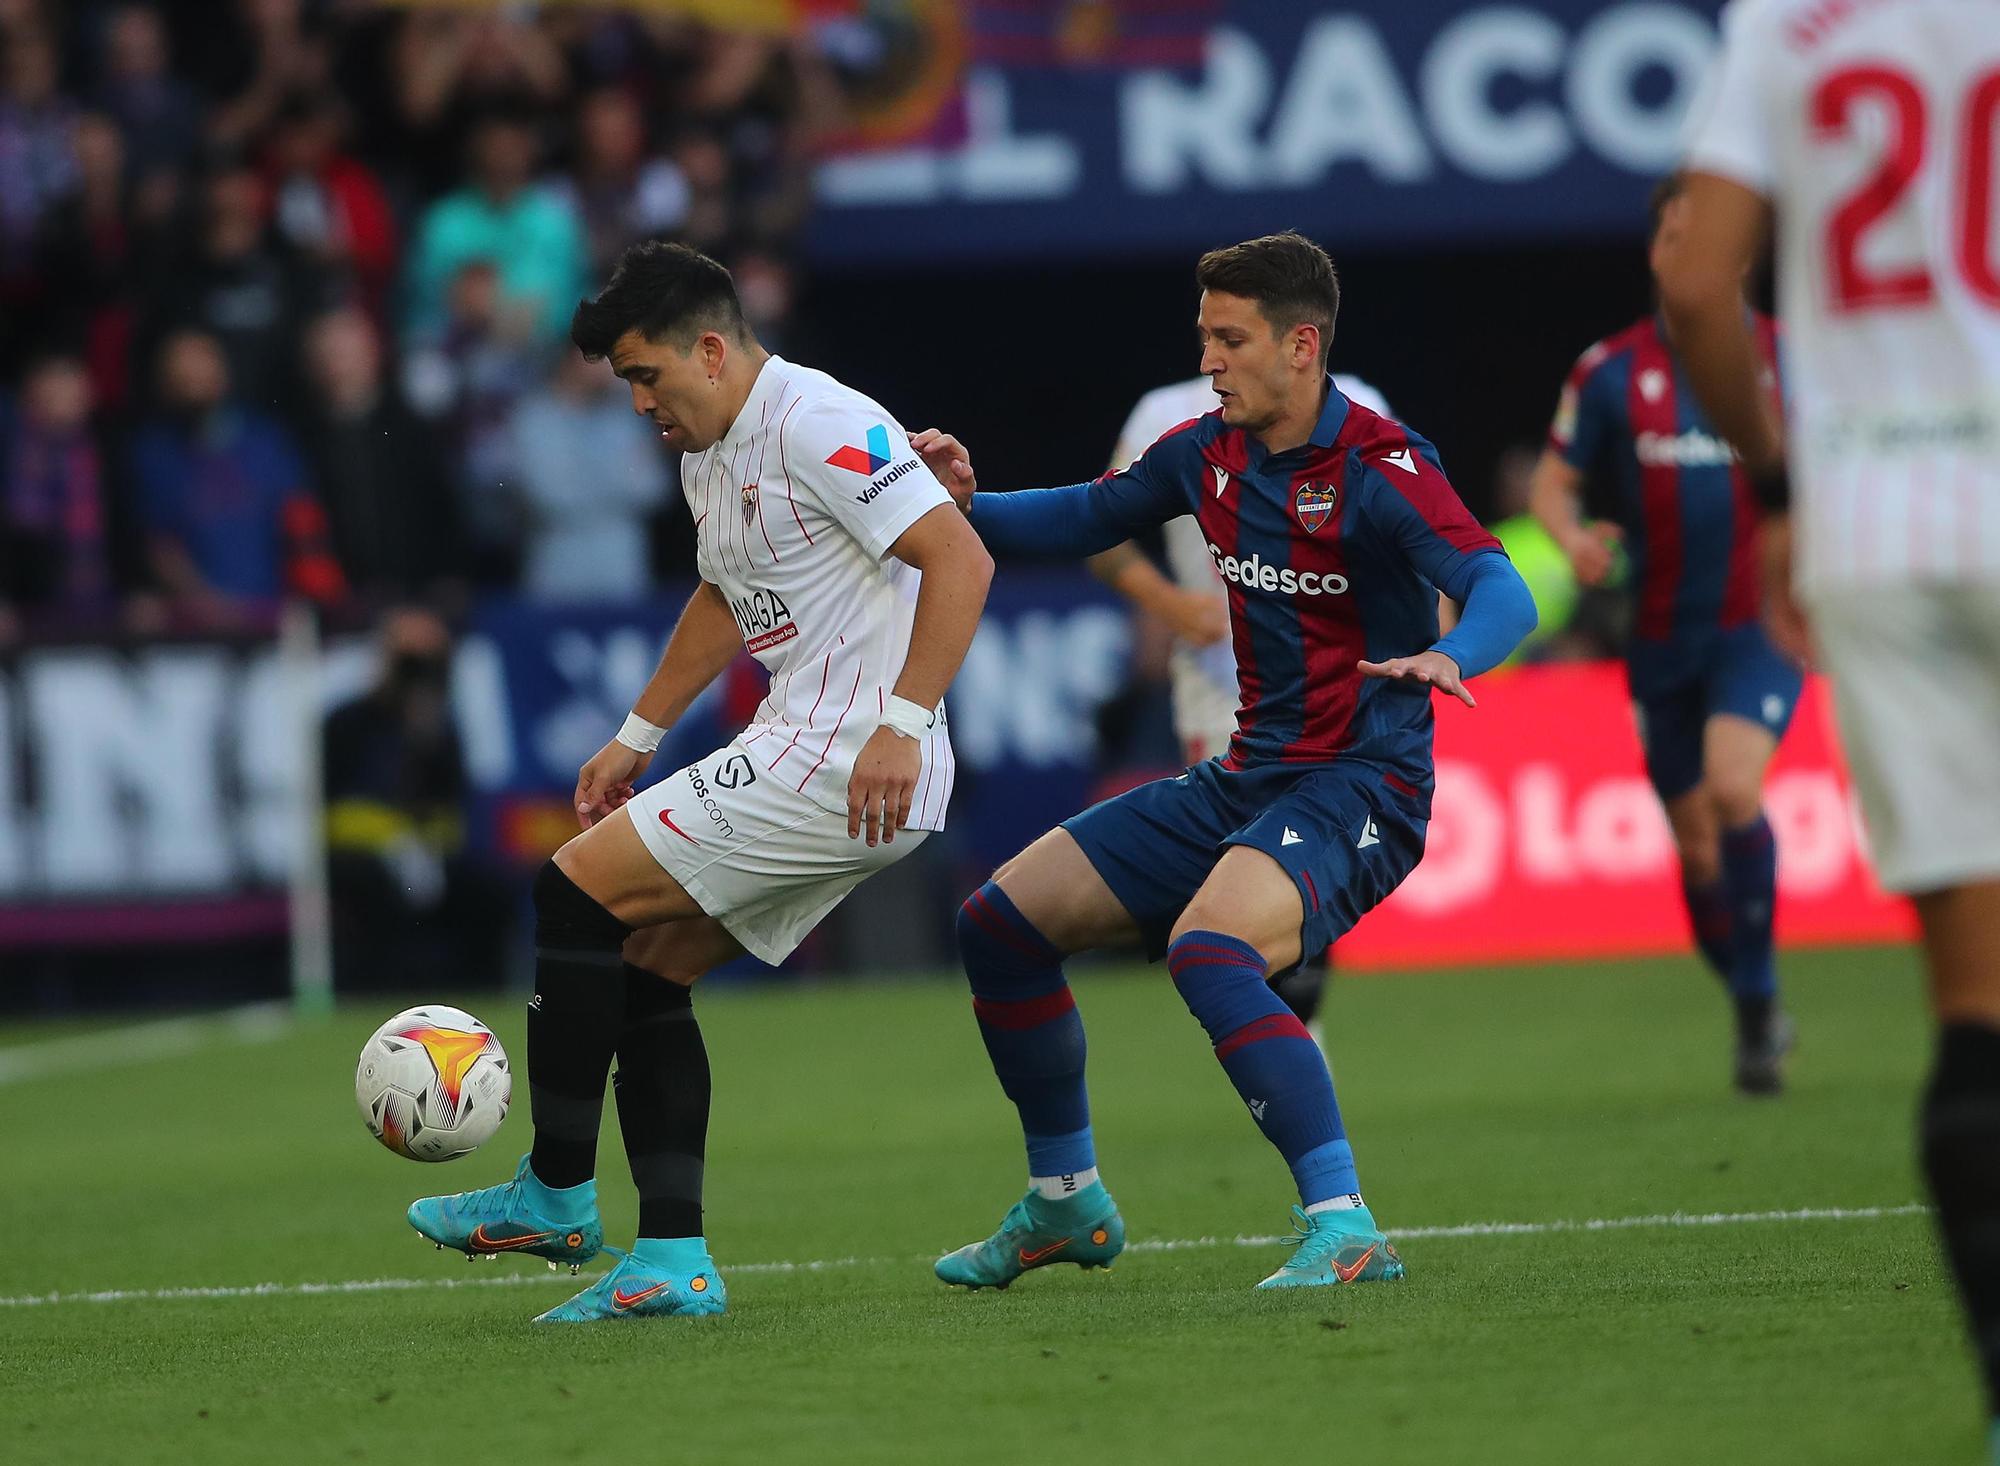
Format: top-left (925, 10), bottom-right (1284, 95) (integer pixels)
top-left (0, 1202), bottom-right (1929, 1311)
top-left (0, 1002), bottom-right (293, 1086)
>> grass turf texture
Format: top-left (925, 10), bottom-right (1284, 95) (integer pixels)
top-left (0, 946), bottom-right (1983, 1464)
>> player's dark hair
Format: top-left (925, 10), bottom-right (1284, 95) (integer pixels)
top-left (1195, 232), bottom-right (1340, 368)
top-left (570, 240), bottom-right (748, 360)
top-left (1649, 172), bottom-right (1688, 243)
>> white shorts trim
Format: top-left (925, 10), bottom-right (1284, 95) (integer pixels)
top-left (628, 740), bottom-right (925, 964)
top-left (1806, 585), bottom-right (2000, 893)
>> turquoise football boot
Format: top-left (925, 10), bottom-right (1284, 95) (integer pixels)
top-left (935, 1184), bottom-right (1125, 1290)
top-left (534, 1246), bottom-right (727, 1324)
top-left (1256, 1204), bottom-right (1405, 1290)
top-left (407, 1154), bottom-right (602, 1273)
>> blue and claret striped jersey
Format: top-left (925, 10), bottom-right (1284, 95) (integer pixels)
top-left (1549, 313), bottom-right (1781, 691)
top-left (972, 382), bottom-right (1506, 793)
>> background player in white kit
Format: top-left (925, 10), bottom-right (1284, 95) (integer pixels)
top-left (403, 242), bottom-right (994, 1323)
top-left (1655, 1), bottom-right (2000, 1452)
top-left (1085, 373), bottom-right (1394, 1038)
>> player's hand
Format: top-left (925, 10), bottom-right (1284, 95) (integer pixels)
top-left (1562, 521), bottom-right (1623, 586)
top-left (1357, 651), bottom-right (1476, 708)
top-left (1758, 512), bottom-right (1811, 664)
top-left (908, 429), bottom-right (977, 512)
top-left (847, 725), bottom-right (921, 846)
top-left (575, 739), bottom-right (652, 829)
top-left (1161, 587), bottom-right (1230, 647)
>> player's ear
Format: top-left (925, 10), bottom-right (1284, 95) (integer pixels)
top-left (1292, 323), bottom-right (1320, 371)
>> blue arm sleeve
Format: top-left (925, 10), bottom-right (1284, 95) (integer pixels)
top-left (1431, 552), bottom-right (1539, 680)
top-left (967, 426), bottom-right (1202, 558)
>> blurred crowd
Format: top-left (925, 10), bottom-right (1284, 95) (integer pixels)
top-left (0, 0), bottom-right (835, 637)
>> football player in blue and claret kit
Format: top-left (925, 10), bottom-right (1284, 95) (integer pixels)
top-left (909, 233), bottom-right (1538, 1291)
top-left (1528, 173), bottom-right (1801, 1095)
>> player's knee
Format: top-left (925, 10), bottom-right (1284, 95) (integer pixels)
top-left (1706, 773), bottom-right (1765, 830)
top-left (956, 881), bottom-right (1060, 974)
top-left (532, 859), bottom-right (631, 954)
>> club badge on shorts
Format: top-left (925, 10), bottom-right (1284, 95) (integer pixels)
top-left (741, 482), bottom-right (758, 522)
top-left (1295, 482), bottom-right (1338, 534)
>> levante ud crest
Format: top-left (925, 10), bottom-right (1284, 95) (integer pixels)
top-left (1295, 482), bottom-right (1338, 534)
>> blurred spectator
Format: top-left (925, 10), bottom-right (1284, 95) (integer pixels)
top-left (91, 4), bottom-right (198, 182)
top-left (551, 84), bottom-right (688, 280)
top-left (670, 125), bottom-right (733, 257)
top-left (299, 307), bottom-right (458, 604)
top-left (390, 11), bottom-right (569, 193)
top-left (0, 353), bottom-right (116, 636)
top-left (151, 162), bottom-right (302, 414)
top-left (259, 90), bottom-right (397, 316)
top-left (508, 350), bottom-right (671, 602)
top-left (323, 605), bottom-right (511, 993)
top-left (131, 328), bottom-right (343, 620)
top-left (28, 112), bottom-right (138, 402)
top-left (402, 105), bottom-right (585, 350)
top-left (401, 259), bottom-right (541, 587)
top-left (203, 0), bottom-right (330, 154)
top-left (732, 245), bottom-right (798, 352)
top-left (0, 25), bottom-right (77, 288)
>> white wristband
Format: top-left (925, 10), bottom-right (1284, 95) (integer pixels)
top-left (615, 712), bottom-right (668, 753)
top-left (879, 695), bottom-right (937, 740)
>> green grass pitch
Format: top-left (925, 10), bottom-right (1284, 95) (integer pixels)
top-left (0, 945), bottom-right (1985, 1464)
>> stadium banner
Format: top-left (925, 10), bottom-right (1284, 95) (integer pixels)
top-left (0, 592), bottom-right (1910, 962)
top-left (1338, 660), bottom-right (1916, 969)
top-left (809, 0), bottom-right (1727, 263)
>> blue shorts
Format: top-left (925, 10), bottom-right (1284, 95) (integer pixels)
top-left (1631, 624), bottom-right (1804, 801)
top-left (1061, 758), bottom-right (1429, 961)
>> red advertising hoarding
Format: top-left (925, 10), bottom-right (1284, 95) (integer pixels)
top-left (1339, 662), bottom-right (1916, 969)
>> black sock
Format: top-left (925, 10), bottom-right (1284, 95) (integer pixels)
top-left (525, 862), bottom-right (632, 1190)
top-left (1922, 1022), bottom-right (2000, 1414)
top-left (613, 964), bottom-right (711, 1239)
top-left (1270, 952), bottom-right (1331, 1026)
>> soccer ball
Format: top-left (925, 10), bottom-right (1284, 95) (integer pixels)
top-left (355, 1005), bottom-right (511, 1162)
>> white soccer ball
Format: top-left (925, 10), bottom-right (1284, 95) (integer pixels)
top-left (355, 1005), bottom-right (511, 1162)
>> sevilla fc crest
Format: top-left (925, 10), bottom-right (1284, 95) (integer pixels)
top-left (1295, 482), bottom-right (1338, 534)
top-left (741, 482), bottom-right (759, 522)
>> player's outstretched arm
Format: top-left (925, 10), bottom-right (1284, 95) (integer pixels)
top-left (845, 504), bottom-right (994, 846)
top-left (1359, 555), bottom-right (1536, 708)
top-left (574, 580), bottom-right (741, 828)
top-left (908, 427), bottom-right (1192, 561)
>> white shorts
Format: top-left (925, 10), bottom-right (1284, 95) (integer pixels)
top-left (1170, 659), bottom-right (1238, 764)
top-left (629, 740), bottom-right (926, 964)
top-left (1807, 585), bottom-right (2000, 893)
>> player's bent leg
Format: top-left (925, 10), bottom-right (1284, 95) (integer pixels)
top-left (1169, 848), bottom-right (1403, 1289)
top-left (1916, 880), bottom-right (2000, 1425)
top-left (407, 854), bottom-right (660, 1269)
top-left (1703, 713), bottom-right (1790, 1093)
top-left (937, 829), bottom-right (1134, 1290)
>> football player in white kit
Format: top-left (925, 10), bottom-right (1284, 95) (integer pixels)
top-left (1656, 0), bottom-right (2000, 1450)
top-left (404, 242), bottom-right (994, 1323)
top-left (1085, 374), bottom-right (1394, 1037)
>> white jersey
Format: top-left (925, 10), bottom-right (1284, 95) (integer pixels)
top-left (1681, 0), bottom-right (2000, 593)
top-left (1109, 375), bottom-right (1393, 748)
top-left (682, 355), bottom-right (956, 830)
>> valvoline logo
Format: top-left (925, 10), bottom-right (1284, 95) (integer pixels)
top-left (826, 423), bottom-right (893, 476)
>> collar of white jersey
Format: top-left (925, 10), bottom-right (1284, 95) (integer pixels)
top-left (717, 353), bottom-right (791, 452)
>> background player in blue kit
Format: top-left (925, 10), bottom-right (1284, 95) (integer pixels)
top-left (1528, 175), bottom-right (1801, 1095)
top-left (909, 234), bottom-right (1538, 1291)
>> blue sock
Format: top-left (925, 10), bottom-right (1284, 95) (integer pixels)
top-left (1721, 815), bottom-right (1779, 1007)
top-left (1681, 875), bottom-right (1733, 985)
top-left (521, 1164), bottom-right (597, 1224)
top-left (631, 1235), bottom-right (711, 1271)
top-left (957, 883), bottom-right (1094, 1180)
top-left (1167, 931), bottom-right (1356, 1208)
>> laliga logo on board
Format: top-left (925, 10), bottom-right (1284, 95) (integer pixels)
top-left (1295, 482), bottom-right (1338, 534)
